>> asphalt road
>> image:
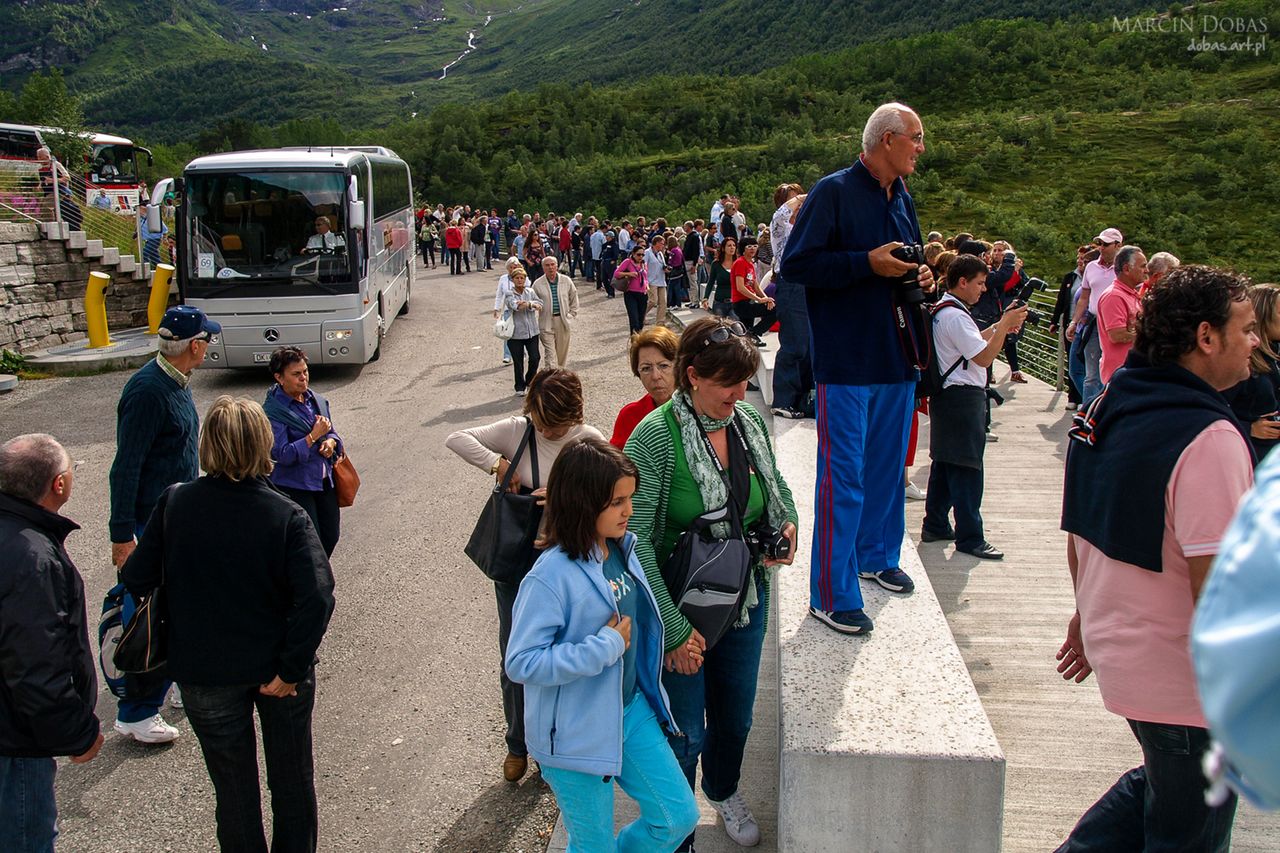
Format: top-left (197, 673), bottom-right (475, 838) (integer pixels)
top-left (1, 259), bottom-right (646, 852)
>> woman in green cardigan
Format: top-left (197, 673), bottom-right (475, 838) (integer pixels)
top-left (624, 316), bottom-right (798, 851)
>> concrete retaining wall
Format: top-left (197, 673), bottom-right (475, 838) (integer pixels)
top-left (0, 221), bottom-right (160, 353)
top-left (773, 416), bottom-right (1006, 852)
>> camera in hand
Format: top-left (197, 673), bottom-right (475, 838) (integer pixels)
top-left (890, 243), bottom-right (928, 305)
top-left (745, 523), bottom-right (791, 562)
top-left (1005, 275), bottom-right (1048, 326)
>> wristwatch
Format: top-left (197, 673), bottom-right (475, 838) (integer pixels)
top-left (489, 457), bottom-right (504, 476)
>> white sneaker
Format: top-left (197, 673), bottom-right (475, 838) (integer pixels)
top-left (114, 714), bottom-right (180, 744)
top-left (707, 790), bottom-right (760, 846)
top-left (168, 685), bottom-right (183, 709)
top-left (905, 481), bottom-right (927, 501)
top-left (502, 357), bottom-right (512, 364)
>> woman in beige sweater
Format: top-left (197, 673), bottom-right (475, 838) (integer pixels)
top-left (445, 368), bottom-right (603, 783)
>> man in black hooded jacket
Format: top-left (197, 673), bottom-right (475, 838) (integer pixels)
top-left (0, 433), bottom-right (102, 851)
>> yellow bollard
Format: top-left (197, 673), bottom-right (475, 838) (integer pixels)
top-left (147, 264), bottom-right (176, 334)
top-left (85, 271), bottom-right (113, 349)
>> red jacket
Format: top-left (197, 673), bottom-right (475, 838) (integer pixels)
top-left (558, 227), bottom-right (572, 252)
top-left (444, 225), bottom-right (463, 249)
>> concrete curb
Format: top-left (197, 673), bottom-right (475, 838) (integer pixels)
top-left (23, 326), bottom-right (156, 375)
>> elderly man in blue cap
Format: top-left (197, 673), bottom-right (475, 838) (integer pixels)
top-left (106, 305), bottom-right (220, 744)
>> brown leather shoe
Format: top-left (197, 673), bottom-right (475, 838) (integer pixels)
top-left (503, 752), bottom-right (528, 782)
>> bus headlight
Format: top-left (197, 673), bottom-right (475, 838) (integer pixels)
top-left (325, 329), bottom-right (353, 341)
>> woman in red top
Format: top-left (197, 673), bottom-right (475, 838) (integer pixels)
top-left (610, 326), bottom-right (679, 448)
top-left (730, 238), bottom-right (775, 346)
top-left (444, 222), bottom-right (465, 275)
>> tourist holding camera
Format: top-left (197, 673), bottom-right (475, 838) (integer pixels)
top-left (920, 255), bottom-right (1028, 560)
top-left (624, 317), bottom-right (797, 850)
top-left (779, 102), bottom-right (934, 636)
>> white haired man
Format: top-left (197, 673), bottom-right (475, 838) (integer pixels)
top-left (0, 434), bottom-right (104, 851)
top-left (1141, 251), bottom-right (1181, 296)
top-left (780, 102), bottom-right (935, 635)
top-left (106, 306), bottom-right (219, 743)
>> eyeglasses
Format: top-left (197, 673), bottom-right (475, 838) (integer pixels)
top-left (703, 321), bottom-right (749, 347)
top-left (893, 131), bottom-right (925, 145)
top-left (638, 361), bottom-right (673, 376)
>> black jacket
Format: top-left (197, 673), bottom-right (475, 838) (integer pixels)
top-left (121, 476), bottom-right (335, 686)
top-left (0, 493), bottom-right (99, 757)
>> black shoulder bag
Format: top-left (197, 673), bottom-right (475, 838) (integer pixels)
top-left (660, 407), bottom-right (755, 650)
top-left (114, 484), bottom-right (180, 675)
top-left (464, 419), bottom-right (544, 585)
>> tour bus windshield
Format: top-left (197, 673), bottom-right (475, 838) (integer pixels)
top-left (185, 170), bottom-right (355, 294)
top-left (90, 144), bottom-right (138, 183)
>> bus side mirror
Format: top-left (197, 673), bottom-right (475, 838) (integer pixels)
top-left (348, 199), bottom-right (365, 230)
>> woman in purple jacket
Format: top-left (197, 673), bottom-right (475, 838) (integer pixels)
top-left (263, 346), bottom-right (344, 556)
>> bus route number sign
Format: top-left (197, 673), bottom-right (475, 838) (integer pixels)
top-left (197, 253), bottom-right (215, 278)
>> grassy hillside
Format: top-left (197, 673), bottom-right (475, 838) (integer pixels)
top-left (1, 0), bottom-right (1161, 140)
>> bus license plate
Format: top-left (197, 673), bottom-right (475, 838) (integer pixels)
top-left (253, 352), bottom-right (272, 363)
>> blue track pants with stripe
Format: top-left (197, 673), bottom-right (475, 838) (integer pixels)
top-left (811, 381), bottom-right (915, 613)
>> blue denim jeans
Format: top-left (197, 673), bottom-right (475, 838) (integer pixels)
top-left (663, 599), bottom-right (766, 821)
top-left (181, 671), bottom-right (319, 853)
top-left (0, 756), bottom-right (57, 853)
top-left (1082, 318), bottom-right (1103, 404)
top-left (542, 695), bottom-right (699, 853)
top-left (1055, 720), bottom-right (1237, 852)
top-left (771, 276), bottom-right (813, 412)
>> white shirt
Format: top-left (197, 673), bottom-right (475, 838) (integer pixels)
top-left (770, 203), bottom-right (795, 273)
top-left (933, 294), bottom-right (989, 389)
top-left (644, 248), bottom-right (667, 287)
top-left (710, 201), bottom-right (724, 227)
top-left (305, 232), bottom-right (345, 251)
top-left (618, 228), bottom-right (633, 252)
top-left (1082, 258), bottom-right (1115, 317)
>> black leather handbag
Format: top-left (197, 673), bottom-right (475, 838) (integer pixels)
top-left (113, 485), bottom-right (179, 675)
top-left (464, 419), bottom-right (543, 585)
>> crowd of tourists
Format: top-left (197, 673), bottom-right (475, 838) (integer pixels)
top-left (4, 100), bottom-right (1279, 853)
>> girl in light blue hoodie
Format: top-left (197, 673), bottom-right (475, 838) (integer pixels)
top-left (506, 437), bottom-right (699, 852)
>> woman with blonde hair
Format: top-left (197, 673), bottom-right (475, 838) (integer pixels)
top-left (122, 395), bottom-right (335, 852)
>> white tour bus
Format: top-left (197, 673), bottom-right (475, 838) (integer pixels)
top-left (177, 148), bottom-right (414, 367)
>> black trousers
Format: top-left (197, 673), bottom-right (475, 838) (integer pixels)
top-left (494, 580), bottom-right (526, 757)
top-left (624, 290), bottom-right (648, 334)
top-left (733, 300), bottom-right (778, 337)
top-left (278, 482), bottom-right (340, 557)
top-left (181, 670), bottom-right (318, 853)
top-left (449, 248), bottom-right (462, 275)
top-left (509, 336), bottom-right (540, 392)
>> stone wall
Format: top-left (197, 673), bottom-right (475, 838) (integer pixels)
top-left (0, 222), bottom-right (160, 353)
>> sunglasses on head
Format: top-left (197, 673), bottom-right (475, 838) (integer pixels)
top-left (703, 321), bottom-right (749, 347)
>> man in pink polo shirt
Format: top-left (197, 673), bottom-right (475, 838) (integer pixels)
top-left (1056, 264), bottom-right (1258, 851)
top-left (1066, 227), bottom-right (1123, 403)
top-left (1096, 245), bottom-right (1147, 384)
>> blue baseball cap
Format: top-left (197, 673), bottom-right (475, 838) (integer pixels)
top-left (158, 306), bottom-right (221, 340)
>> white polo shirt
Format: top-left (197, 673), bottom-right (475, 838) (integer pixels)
top-left (1082, 258), bottom-right (1116, 317)
top-left (933, 294), bottom-right (989, 389)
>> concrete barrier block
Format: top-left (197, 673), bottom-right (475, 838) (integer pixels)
top-left (0, 223), bottom-right (40, 243)
top-left (83, 240), bottom-right (104, 259)
top-left (773, 418), bottom-right (1005, 853)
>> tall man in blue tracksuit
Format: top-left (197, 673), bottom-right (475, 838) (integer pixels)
top-left (780, 102), bottom-right (935, 635)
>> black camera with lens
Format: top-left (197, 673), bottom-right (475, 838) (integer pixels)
top-left (890, 243), bottom-right (928, 306)
top-left (745, 523), bottom-right (792, 562)
top-left (1005, 275), bottom-right (1048, 326)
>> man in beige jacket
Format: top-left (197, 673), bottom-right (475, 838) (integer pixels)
top-left (532, 255), bottom-right (580, 367)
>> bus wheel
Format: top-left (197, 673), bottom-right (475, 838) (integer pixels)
top-left (398, 280), bottom-right (410, 316)
top-left (371, 298), bottom-right (385, 362)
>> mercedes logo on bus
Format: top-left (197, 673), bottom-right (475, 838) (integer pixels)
top-left (264, 328), bottom-right (280, 342)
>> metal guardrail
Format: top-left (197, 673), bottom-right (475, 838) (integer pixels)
top-left (0, 158), bottom-right (173, 266)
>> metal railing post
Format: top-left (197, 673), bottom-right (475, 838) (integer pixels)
top-left (51, 157), bottom-right (62, 224)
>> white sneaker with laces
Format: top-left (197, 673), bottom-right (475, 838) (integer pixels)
top-left (168, 685), bottom-right (183, 709)
top-left (114, 714), bottom-right (180, 744)
top-left (905, 481), bottom-right (926, 501)
top-left (707, 790), bottom-right (760, 846)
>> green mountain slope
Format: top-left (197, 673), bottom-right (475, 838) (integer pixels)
top-left (2, 0), bottom-right (1161, 139)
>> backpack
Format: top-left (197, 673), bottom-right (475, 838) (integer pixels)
top-left (97, 583), bottom-right (130, 699)
top-left (915, 299), bottom-right (969, 401)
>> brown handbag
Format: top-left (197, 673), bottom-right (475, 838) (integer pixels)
top-left (333, 454), bottom-right (360, 508)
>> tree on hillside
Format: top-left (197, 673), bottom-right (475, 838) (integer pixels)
top-left (0, 69), bottom-right (90, 164)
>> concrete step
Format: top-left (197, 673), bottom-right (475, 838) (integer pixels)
top-left (83, 239), bottom-right (104, 259)
top-left (101, 247), bottom-right (120, 265)
top-left (67, 230), bottom-right (87, 250)
top-left (41, 221), bottom-right (69, 240)
top-left (117, 254), bottom-right (136, 273)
